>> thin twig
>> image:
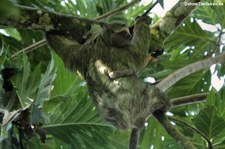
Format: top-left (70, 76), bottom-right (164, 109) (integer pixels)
top-left (24, 41), bottom-right (46, 54)
top-left (95, 0), bottom-right (140, 20)
top-left (142, 0), bottom-right (158, 16)
top-left (11, 39), bottom-right (46, 58)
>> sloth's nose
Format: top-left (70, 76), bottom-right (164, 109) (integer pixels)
top-left (125, 32), bottom-right (132, 39)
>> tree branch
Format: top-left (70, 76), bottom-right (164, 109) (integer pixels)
top-left (0, 4), bottom-right (107, 33)
top-left (0, 0), bottom-right (201, 42)
top-left (149, 0), bottom-right (201, 52)
top-left (129, 128), bottom-right (140, 149)
top-left (171, 93), bottom-right (208, 108)
top-left (0, 0), bottom-right (202, 56)
top-left (169, 117), bottom-right (213, 149)
top-left (156, 52), bottom-right (225, 92)
top-left (151, 0), bottom-right (201, 41)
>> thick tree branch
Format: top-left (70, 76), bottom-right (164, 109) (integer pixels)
top-left (0, 0), bottom-right (201, 41)
top-left (156, 52), bottom-right (225, 92)
top-left (171, 93), bottom-right (207, 108)
top-left (0, 4), bottom-right (107, 34)
top-left (0, 0), bottom-right (202, 56)
top-left (8, 0), bottom-right (142, 58)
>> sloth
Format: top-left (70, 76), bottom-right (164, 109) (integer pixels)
top-left (46, 15), bottom-right (170, 129)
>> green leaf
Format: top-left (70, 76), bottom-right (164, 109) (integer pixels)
top-left (3, 28), bottom-right (21, 41)
top-left (140, 118), bottom-right (181, 149)
top-left (194, 3), bottom-right (225, 27)
top-left (13, 55), bottom-right (41, 107)
top-left (165, 19), bottom-right (215, 55)
top-left (192, 106), bottom-right (225, 141)
top-left (206, 86), bottom-right (225, 117)
top-left (31, 58), bottom-right (56, 124)
top-left (50, 51), bottom-right (81, 98)
top-left (0, 0), bottom-right (19, 19)
top-left (44, 86), bottom-right (115, 148)
top-left (35, 57), bottom-right (56, 107)
top-left (42, 52), bottom-right (129, 149)
top-left (167, 70), bottom-right (211, 98)
top-left (194, 3), bottom-right (217, 24)
top-left (1, 35), bottom-right (23, 50)
top-left (126, 2), bottom-right (153, 25)
top-left (139, 118), bottom-right (163, 149)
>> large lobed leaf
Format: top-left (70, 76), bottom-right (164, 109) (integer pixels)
top-left (165, 19), bottom-right (215, 56)
top-left (193, 87), bottom-right (225, 147)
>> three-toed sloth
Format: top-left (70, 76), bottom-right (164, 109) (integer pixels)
top-left (46, 15), bottom-right (170, 129)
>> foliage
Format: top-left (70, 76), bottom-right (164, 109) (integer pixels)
top-left (0, 0), bottom-right (225, 149)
